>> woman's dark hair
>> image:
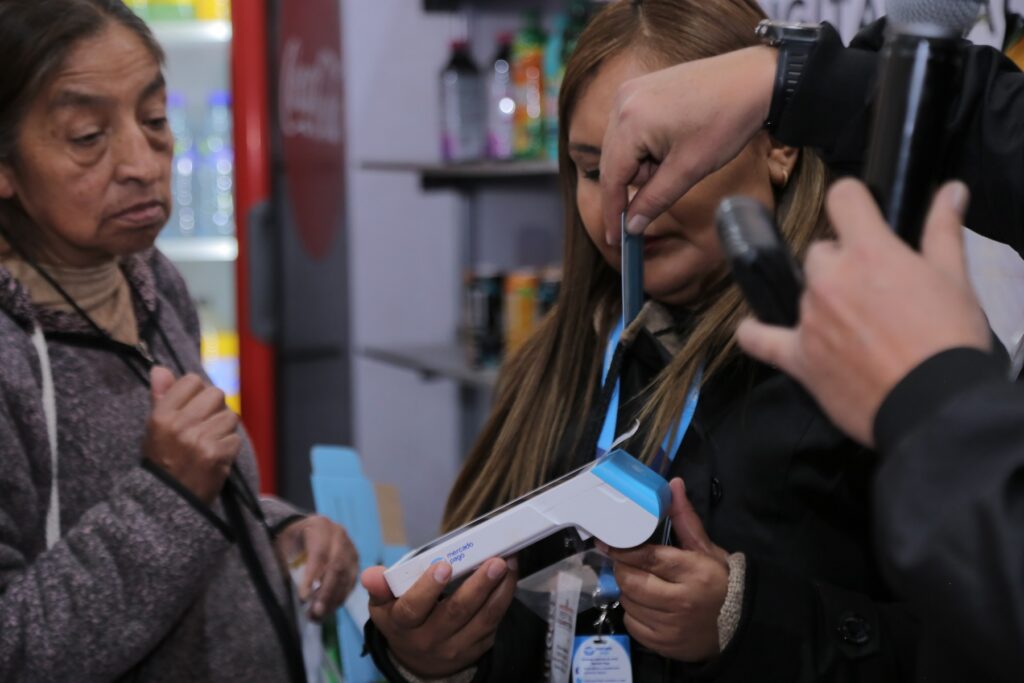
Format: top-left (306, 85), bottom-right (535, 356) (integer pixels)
top-left (0, 0), bottom-right (164, 164)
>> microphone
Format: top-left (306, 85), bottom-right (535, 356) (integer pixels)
top-left (862, 0), bottom-right (981, 248)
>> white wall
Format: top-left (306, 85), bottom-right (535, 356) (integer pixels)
top-left (343, 1), bottom-right (466, 545)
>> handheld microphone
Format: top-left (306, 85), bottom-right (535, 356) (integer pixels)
top-left (862, 0), bottom-right (981, 248)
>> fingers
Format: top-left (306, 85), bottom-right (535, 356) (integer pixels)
top-left (153, 373), bottom-right (205, 411)
top-left (921, 181), bottom-right (971, 287)
top-left (623, 611), bottom-right (663, 651)
top-left (299, 520), bottom-right (331, 602)
top-left (825, 179), bottom-right (891, 246)
top-left (204, 409), bottom-right (240, 440)
top-left (179, 385), bottom-right (229, 424)
top-left (362, 566), bottom-right (395, 607)
top-left (310, 526), bottom-right (359, 620)
top-left (735, 317), bottom-right (801, 377)
top-left (388, 562), bottom-right (452, 630)
top-left (623, 149), bottom-right (698, 236)
top-left (668, 479), bottom-right (717, 558)
top-left (431, 558), bottom-right (509, 639)
top-left (600, 116), bottom-right (640, 244)
top-left (613, 560), bottom-right (676, 610)
top-left (457, 567), bottom-right (518, 649)
top-left (608, 544), bottom-right (694, 584)
top-left (149, 366), bottom-right (176, 402)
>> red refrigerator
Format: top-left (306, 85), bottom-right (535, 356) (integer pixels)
top-left (149, 0), bottom-right (353, 505)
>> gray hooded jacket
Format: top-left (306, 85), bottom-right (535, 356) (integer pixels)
top-left (0, 248), bottom-right (301, 681)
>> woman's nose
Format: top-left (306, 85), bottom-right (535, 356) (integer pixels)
top-left (112, 123), bottom-right (167, 186)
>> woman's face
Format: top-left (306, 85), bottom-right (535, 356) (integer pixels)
top-left (0, 22), bottom-right (172, 267)
top-left (568, 52), bottom-right (794, 307)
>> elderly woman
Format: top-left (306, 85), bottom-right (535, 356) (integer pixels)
top-left (0, 1), bottom-right (357, 681)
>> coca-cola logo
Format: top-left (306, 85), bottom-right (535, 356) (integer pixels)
top-left (279, 38), bottom-right (343, 145)
top-left (278, 0), bottom-right (345, 261)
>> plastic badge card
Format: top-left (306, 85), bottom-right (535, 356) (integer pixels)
top-left (383, 450), bottom-right (671, 597)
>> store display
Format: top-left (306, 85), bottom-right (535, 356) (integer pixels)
top-left (512, 11), bottom-right (546, 159)
top-left (167, 91), bottom-right (197, 238)
top-left (147, 0), bottom-right (195, 21)
top-left (504, 268), bottom-right (540, 354)
top-left (486, 33), bottom-right (516, 161)
top-left (198, 300), bottom-right (241, 413)
top-left (197, 90), bottom-right (236, 236)
top-left (465, 267), bottom-right (504, 368)
top-left (440, 40), bottom-right (486, 163)
top-left (545, 1), bottom-right (591, 160)
top-left (383, 449), bottom-right (671, 597)
top-left (194, 0), bottom-right (231, 21)
top-left (125, 0), bottom-right (228, 21)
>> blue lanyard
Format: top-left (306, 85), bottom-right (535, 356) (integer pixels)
top-left (596, 319), bottom-right (702, 468)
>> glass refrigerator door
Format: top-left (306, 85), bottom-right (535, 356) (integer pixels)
top-left (134, 4), bottom-right (242, 413)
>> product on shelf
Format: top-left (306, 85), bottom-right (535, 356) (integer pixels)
top-left (197, 90), bottom-right (235, 236)
top-left (537, 265), bottom-right (562, 317)
top-left (440, 40), bottom-right (486, 163)
top-left (504, 268), bottom-right (540, 354)
top-left (486, 33), bottom-right (516, 161)
top-left (512, 11), bottom-right (546, 160)
top-left (167, 91), bottom-right (197, 238)
top-left (198, 300), bottom-right (240, 413)
top-left (195, 0), bottom-right (231, 21)
top-left (147, 0), bottom-right (195, 21)
top-left (545, 1), bottom-right (591, 160)
top-left (464, 266), bottom-right (505, 369)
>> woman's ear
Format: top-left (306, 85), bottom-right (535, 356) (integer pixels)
top-left (766, 140), bottom-right (799, 190)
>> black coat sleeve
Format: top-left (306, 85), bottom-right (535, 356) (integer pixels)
top-left (871, 348), bottom-right (1024, 682)
top-left (775, 20), bottom-right (1024, 255)
top-left (679, 556), bottom-right (918, 682)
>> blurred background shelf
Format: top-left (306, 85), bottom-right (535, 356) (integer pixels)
top-left (362, 344), bottom-right (499, 389)
top-left (157, 235), bottom-right (238, 262)
top-left (150, 20), bottom-right (232, 46)
top-left (362, 159), bottom-right (558, 190)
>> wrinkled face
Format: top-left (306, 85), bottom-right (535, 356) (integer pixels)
top-left (0, 22), bottom-right (172, 267)
top-left (568, 52), bottom-right (791, 307)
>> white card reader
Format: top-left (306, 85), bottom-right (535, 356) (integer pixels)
top-left (383, 449), bottom-right (670, 597)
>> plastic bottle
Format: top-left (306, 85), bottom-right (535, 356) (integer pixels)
top-left (504, 269), bottom-right (540, 354)
top-left (486, 34), bottom-right (516, 161)
top-left (512, 11), bottom-right (546, 159)
top-left (167, 91), bottom-right (197, 238)
top-left (546, 1), bottom-right (591, 161)
top-left (440, 40), bottom-right (486, 163)
top-left (197, 90), bottom-right (235, 236)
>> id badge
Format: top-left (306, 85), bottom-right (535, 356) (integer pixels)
top-left (571, 635), bottom-right (632, 683)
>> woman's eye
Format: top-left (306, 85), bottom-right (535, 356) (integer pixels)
top-left (71, 131), bottom-right (103, 146)
top-left (582, 168), bottom-right (600, 182)
top-left (146, 116), bottom-right (168, 130)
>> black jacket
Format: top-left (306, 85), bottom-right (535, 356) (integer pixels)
top-left (368, 313), bottom-right (918, 681)
top-left (776, 20), bottom-right (1024, 255)
top-left (870, 348), bottom-right (1024, 683)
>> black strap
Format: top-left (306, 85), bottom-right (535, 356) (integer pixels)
top-left (223, 483), bottom-right (308, 683)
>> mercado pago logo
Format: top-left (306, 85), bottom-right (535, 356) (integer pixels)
top-left (278, 0), bottom-right (345, 261)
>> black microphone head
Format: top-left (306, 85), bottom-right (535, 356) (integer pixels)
top-left (887, 0), bottom-right (982, 35)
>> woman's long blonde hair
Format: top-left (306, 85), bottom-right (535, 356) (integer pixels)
top-left (444, 0), bottom-right (830, 529)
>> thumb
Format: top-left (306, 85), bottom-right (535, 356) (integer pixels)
top-left (736, 317), bottom-right (802, 379)
top-left (669, 478), bottom-right (715, 555)
top-left (361, 566), bottom-right (396, 607)
top-left (920, 181), bottom-right (971, 288)
top-left (149, 366), bottom-right (176, 403)
top-left (624, 150), bottom-right (699, 236)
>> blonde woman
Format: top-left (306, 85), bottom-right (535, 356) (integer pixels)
top-left (364, 1), bottom-right (917, 681)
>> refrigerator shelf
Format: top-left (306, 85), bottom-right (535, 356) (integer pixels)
top-left (362, 344), bottom-right (498, 389)
top-left (150, 20), bottom-right (232, 47)
top-left (157, 235), bottom-right (238, 262)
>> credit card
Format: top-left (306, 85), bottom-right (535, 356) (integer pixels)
top-left (621, 211), bottom-right (644, 327)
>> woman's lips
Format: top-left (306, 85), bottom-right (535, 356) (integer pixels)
top-left (111, 201), bottom-right (167, 227)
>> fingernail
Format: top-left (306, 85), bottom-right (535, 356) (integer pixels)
top-left (626, 214), bottom-right (650, 235)
top-left (507, 557), bottom-right (519, 572)
top-left (947, 181), bottom-right (969, 216)
top-left (486, 559), bottom-right (508, 580)
top-left (433, 562), bottom-right (452, 584)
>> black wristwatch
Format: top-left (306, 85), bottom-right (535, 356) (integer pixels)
top-left (756, 19), bottom-right (823, 133)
